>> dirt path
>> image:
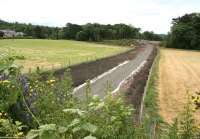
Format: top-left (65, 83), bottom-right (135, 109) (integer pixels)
top-left (159, 48), bottom-right (200, 123)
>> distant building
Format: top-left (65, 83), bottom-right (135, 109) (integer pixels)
top-left (0, 29), bottom-right (24, 37)
top-left (0, 31), bottom-right (4, 37)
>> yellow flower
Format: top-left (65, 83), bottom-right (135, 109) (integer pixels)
top-left (2, 80), bottom-right (10, 84)
top-left (47, 79), bottom-right (56, 85)
top-left (197, 98), bottom-right (200, 103)
top-left (197, 125), bottom-right (200, 129)
top-left (16, 132), bottom-right (23, 136)
top-left (49, 80), bottom-right (56, 83)
top-left (192, 107), bottom-right (196, 112)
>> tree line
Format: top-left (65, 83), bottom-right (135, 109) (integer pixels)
top-left (0, 19), bottom-right (163, 41)
top-left (165, 13), bottom-right (200, 50)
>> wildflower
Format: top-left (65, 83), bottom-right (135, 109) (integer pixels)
top-left (192, 107), bottom-right (197, 112)
top-left (197, 97), bottom-right (200, 103)
top-left (16, 132), bottom-right (23, 137)
top-left (198, 125), bottom-right (200, 129)
top-left (19, 76), bottom-right (27, 85)
top-left (24, 84), bottom-right (29, 93)
top-left (50, 79), bottom-right (56, 83)
top-left (192, 97), bottom-right (197, 103)
top-left (0, 75), bottom-right (3, 80)
top-left (47, 79), bottom-right (56, 84)
top-left (0, 74), bottom-right (7, 80)
top-left (2, 80), bottom-right (10, 84)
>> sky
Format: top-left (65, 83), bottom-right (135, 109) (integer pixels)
top-left (0, 0), bottom-right (200, 34)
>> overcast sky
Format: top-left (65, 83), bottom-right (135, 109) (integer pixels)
top-left (0, 0), bottom-right (199, 34)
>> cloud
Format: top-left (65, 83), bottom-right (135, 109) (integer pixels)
top-left (0, 0), bottom-right (199, 34)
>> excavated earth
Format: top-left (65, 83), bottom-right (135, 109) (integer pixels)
top-left (54, 45), bottom-right (145, 87)
top-left (121, 47), bottom-right (157, 120)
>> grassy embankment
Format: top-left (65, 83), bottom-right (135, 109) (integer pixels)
top-left (142, 48), bottom-right (164, 138)
top-left (0, 39), bottom-right (130, 72)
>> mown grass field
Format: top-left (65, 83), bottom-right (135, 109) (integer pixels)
top-left (159, 48), bottom-right (200, 124)
top-left (0, 39), bottom-right (130, 72)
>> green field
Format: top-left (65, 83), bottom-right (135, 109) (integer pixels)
top-left (0, 39), bottom-right (130, 72)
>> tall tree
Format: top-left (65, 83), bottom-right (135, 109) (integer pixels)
top-left (166, 13), bottom-right (200, 50)
top-left (63, 23), bottom-right (82, 39)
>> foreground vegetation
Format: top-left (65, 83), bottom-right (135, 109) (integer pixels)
top-left (0, 53), bottom-right (137, 138)
top-left (0, 50), bottom-right (200, 138)
top-left (0, 39), bottom-right (129, 72)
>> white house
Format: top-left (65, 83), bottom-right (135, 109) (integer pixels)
top-left (0, 29), bottom-right (24, 37)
